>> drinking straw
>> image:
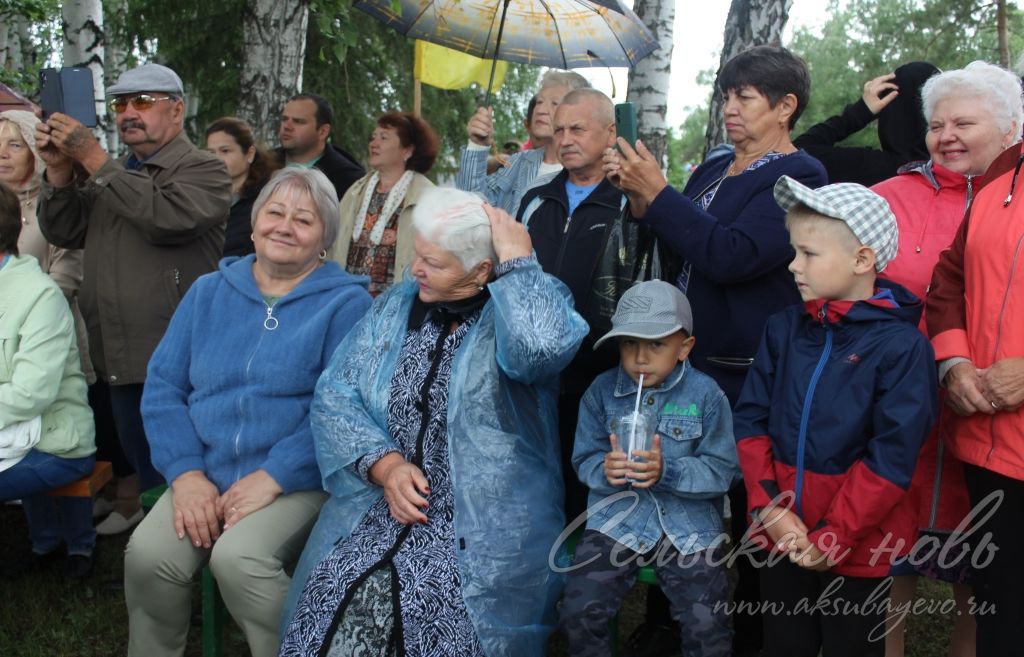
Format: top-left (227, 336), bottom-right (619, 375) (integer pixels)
top-left (629, 373), bottom-right (644, 459)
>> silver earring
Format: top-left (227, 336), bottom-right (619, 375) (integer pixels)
top-left (319, 249), bottom-right (328, 260)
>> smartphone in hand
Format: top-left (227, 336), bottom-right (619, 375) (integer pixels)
top-left (39, 67), bottom-right (98, 127)
top-left (614, 102), bottom-right (637, 151)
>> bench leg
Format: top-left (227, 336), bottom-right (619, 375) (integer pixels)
top-left (202, 566), bottom-right (226, 657)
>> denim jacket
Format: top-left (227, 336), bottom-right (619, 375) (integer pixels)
top-left (573, 360), bottom-right (739, 555)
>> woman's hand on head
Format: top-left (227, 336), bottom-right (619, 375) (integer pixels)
top-left (862, 72), bottom-right (899, 115)
top-left (978, 357), bottom-right (1024, 412)
top-left (484, 203), bottom-right (532, 262)
top-left (171, 471), bottom-right (222, 548)
top-left (217, 469), bottom-right (284, 531)
top-left (369, 453), bottom-right (430, 525)
top-left (944, 361), bottom-right (996, 416)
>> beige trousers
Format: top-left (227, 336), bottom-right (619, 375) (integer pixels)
top-left (124, 488), bottom-right (327, 657)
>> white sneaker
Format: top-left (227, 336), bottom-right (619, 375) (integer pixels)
top-left (95, 509), bottom-right (144, 535)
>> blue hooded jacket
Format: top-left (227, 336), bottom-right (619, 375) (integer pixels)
top-left (142, 255), bottom-right (372, 493)
top-left (283, 262), bottom-right (588, 655)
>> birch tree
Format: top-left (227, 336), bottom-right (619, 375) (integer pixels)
top-left (62, 0), bottom-right (107, 147)
top-left (625, 0), bottom-right (674, 168)
top-left (237, 0), bottom-right (310, 144)
top-left (703, 0), bottom-right (792, 155)
top-left (103, 0), bottom-right (129, 153)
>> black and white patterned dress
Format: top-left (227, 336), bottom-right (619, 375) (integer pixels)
top-left (280, 305), bottom-right (485, 657)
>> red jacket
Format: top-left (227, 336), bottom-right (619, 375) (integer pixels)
top-left (927, 143), bottom-right (1024, 481)
top-left (874, 161), bottom-right (972, 532)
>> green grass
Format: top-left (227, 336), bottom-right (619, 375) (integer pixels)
top-left (0, 504), bottom-right (956, 656)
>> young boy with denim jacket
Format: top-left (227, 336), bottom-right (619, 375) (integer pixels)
top-left (733, 177), bottom-right (938, 657)
top-left (561, 280), bottom-right (739, 657)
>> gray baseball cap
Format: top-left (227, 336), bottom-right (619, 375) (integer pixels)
top-left (107, 63), bottom-right (184, 96)
top-left (593, 280), bottom-right (693, 350)
top-left (774, 175), bottom-right (899, 272)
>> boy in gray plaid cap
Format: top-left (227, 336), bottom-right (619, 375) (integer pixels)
top-left (730, 176), bottom-right (939, 656)
top-left (561, 280), bottom-right (739, 657)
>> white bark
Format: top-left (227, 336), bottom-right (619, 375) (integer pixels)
top-left (703, 0), bottom-right (793, 155)
top-left (103, 0), bottom-right (129, 155)
top-left (8, 17), bottom-right (31, 71)
top-left (238, 0), bottom-right (310, 144)
top-left (626, 0), bottom-right (674, 169)
top-left (0, 21), bottom-right (9, 70)
top-left (62, 0), bottom-right (108, 148)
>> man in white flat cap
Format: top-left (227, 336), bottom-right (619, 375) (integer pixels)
top-left (35, 63), bottom-right (231, 532)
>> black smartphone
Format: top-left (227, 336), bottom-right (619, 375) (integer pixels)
top-left (614, 102), bottom-right (637, 150)
top-left (39, 67), bottom-right (98, 127)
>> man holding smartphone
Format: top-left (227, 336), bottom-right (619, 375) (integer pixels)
top-left (35, 63), bottom-right (231, 533)
top-left (515, 88), bottom-right (624, 522)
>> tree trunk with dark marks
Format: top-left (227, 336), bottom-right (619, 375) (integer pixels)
top-left (703, 0), bottom-right (792, 157)
top-left (626, 0), bottom-right (674, 169)
top-left (238, 0), bottom-right (310, 144)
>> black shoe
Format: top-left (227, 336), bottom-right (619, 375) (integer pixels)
top-left (63, 553), bottom-right (94, 579)
top-left (622, 622), bottom-right (682, 657)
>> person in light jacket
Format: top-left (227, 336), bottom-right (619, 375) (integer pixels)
top-left (280, 187), bottom-right (588, 657)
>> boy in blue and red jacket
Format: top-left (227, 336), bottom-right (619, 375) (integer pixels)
top-left (733, 176), bottom-right (938, 657)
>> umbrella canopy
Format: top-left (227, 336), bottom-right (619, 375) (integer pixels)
top-left (0, 82), bottom-right (36, 113)
top-left (355, 0), bottom-right (658, 70)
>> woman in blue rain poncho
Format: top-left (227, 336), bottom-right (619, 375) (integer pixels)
top-left (280, 187), bottom-right (587, 657)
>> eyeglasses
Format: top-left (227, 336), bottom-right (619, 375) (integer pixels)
top-left (108, 94), bottom-right (176, 114)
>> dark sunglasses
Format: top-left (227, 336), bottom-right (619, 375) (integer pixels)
top-left (108, 94), bottom-right (176, 114)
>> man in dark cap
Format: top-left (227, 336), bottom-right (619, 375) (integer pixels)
top-left (35, 63), bottom-right (231, 533)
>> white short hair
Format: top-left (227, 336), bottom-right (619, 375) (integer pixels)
top-left (411, 188), bottom-right (498, 271)
top-left (539, 70), bottom-right (590, 93)
top-left (922, 61), bottom-right (1024, 141)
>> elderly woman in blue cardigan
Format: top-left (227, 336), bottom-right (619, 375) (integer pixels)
top-left (125, 168), bottom-right (372, 657)
top-left (280, 187), bottom-right (587, 657)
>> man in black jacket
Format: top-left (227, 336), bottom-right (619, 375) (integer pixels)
top-left (278, 93), bottom-right (364, 199)
top-left (517, 88), bottom-right (622, 522)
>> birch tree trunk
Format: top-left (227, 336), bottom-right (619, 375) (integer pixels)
top-left (626, 0), bottom-right (674, 169)
top-left (0, 22), bottom-right (9, 70)
top-left (62, 0), bottom-right (108, 148)
top-left (103, 0), bottom-right (129, 155)
top-left (8, 17), bottom-right (32, 71)
top-left (238, 0), bottom-right (310, 144)
top-left (703, 0), bottom-right (792, 156)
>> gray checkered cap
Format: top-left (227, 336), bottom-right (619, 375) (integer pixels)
top-left (774, 175), bottom-right (899, 272)
top-left (107, 63), bottom-right (184, 96)
top-left (593, 280), bottom-right (693, 350)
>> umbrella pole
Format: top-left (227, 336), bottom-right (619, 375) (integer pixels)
top-left (483, 0), bottom-right (512, 107)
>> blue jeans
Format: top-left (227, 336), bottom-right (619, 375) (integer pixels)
top-left (0, 450), bottom-right (96, 556)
